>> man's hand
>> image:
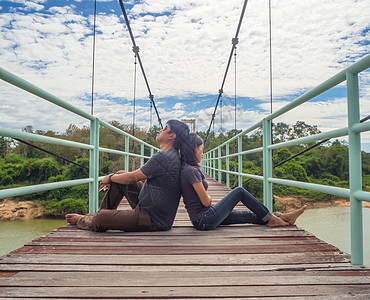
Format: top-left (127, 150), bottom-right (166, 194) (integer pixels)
top-left (99, 183), bottom-right (110, 193)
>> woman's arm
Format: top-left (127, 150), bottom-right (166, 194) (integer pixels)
top-left (192, 181), bottom-right (212, 207)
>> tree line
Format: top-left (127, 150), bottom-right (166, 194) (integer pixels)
top-left (1, 120), bottom-right (370, 216)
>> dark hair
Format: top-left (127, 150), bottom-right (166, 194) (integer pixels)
top-left (166, 120), bottom-right (190, 151)
top-left (182, 132), bottom-right (204, 166)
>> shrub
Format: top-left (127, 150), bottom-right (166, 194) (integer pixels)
top-left (46, 198), bottom-right (87, 217)
top-left (65, 158), bottom-right (89, 179)
top-left (1, 175), bottom-right (13, 186)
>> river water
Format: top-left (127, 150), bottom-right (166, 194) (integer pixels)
top-left (295, 207), bottom-right (370, 266)
top-left (0, 219), bottom-right (65, 257)
top-left (0, 208), bottom-right (369, 265)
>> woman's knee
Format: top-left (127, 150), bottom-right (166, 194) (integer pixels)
top-left (234, 186), bottom-right (245, 196)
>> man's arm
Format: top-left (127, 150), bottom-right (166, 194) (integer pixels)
top-left (101, 169), bottom-right (147, 185)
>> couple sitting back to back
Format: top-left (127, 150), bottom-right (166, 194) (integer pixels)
top-left (66, 119), bottom-right (306, 232)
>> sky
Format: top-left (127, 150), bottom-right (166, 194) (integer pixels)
top-left (0, 0), bottom-right (369, 149)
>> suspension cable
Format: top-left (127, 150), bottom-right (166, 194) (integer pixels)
top-left (268, 0), bottom-right (273, 114)
top-left (220, 94), bottom-right (223, 133)
top-left (91, 0), bottom-right (97, 115)
top-left (131, 53), bottom-right (137, 154)
top-left (118, 0), bottom-right (163, 128)
top-left (132, 53), bottom-right (137, 137)
top-left (234, 47), bottom-right (237, 134)
top-left (204, 0), bottom-right (249, 144)
top-left (14, 138), bottom-right (89, 171)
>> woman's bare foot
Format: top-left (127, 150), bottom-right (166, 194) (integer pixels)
top-left (267, 214), bottom-right (290, 227)
top-left (65, 213), bottom-right (83, 225)
top-left (279, 205), bottom-right (307, 225)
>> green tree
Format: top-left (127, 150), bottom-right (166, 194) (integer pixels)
top-left (273, 122), bottom-right (290, 142)
top-left (0, 137), bottom-right (7, 158)
top-left (289, 121), bottom-right (321, 140)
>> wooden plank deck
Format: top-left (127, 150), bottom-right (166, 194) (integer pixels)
top-left (1, 175), bottom-right (370, 299)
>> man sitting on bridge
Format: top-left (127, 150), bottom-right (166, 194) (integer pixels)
top-left (66, 119), bottom-right (190, 232)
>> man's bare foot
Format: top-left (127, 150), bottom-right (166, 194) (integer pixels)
top-left (279, 205), bottom-right (307, 225)
top-left (267, 214), bottom-right (290, 227)
top-left (65, 213), bottom-right (83, 225)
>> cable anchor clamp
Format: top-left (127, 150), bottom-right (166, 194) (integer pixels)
top-left (232, 37), bottom-right (239, 46)
top-left (132, 46), bottom-right (140, 54)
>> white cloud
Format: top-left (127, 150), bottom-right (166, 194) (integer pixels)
top-left (23, 2), bottom-right (44, 11)
top-left (173, 102), bottom-right (184, 110)
top-left (0, 0), bottom-right (369, 138)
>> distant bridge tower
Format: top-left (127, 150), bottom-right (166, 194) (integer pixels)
top-left (181, 119), bottom-right (196, 132)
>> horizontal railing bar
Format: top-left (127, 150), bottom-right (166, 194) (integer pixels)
top-left (267, 127), bottom-right (348, 150)
top-left (267, 54), bottom-right (370, 121)
top-left (354, 191), bottom-right (370, 202)
top-left (0, 178), bottom-right (93, 199)
top-left (204, 121), bottom-right (262, 155)
top-left (99, 147), bottom-right (151, 159)
top-left (220, 147), bottom-right (263, 159)
top-left (268, 177), bottom-right (350, 198)
top-left (0, 128), bottom-right (94, 150)
top-left (99, 120), bottom-right (159, 150)
top-left (352, 121), bottom-right (370, 133)
top-left (227, 170), bottom-right (263, 180)
top-left (0, 67), bottom-right (95, 121)
top-left (200, 165), bottom-right (263, 180)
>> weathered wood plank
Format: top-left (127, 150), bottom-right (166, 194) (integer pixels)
top-left (0, 263), bottom-right (356, 273)
top-left (1, 285), bottom-right (370, 298)
top-left (0, 252), bottom-right (351, 265)
top-left (11, 244), bottom-right (338, 255)
top-left (1, 271), bottom-right (370, 287)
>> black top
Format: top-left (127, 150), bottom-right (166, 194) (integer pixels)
top-left (180, 163), bottom-right (210, 222)
top-left (139, 149), bottom-right (181, 230)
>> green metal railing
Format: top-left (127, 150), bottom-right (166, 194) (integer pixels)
top-left (201, 54), bottom-right (370, 265)
top-left (0, 67), bottom-right (159, 213)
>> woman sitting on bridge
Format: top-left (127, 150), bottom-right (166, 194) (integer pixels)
top-left (181, 133), bottom-right (306, 231)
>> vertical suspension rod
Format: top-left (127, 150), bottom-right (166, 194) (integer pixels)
top-left (204, 0), bottom-right (249, 144)
top-left (118, 0), bottom-right (163, 128)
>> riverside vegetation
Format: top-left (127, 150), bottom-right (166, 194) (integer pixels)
top-left (1, 120), bottom-right (370, 219)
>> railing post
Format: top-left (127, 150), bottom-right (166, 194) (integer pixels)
top-left (346, 71), bottom-right (363, 265)
top-left (88, 118), bottom-right (99, 213)
top-left (226, 143), bottom-right (230, 188)
top-left (218, 147), bottom-right (222, 183)
top-left (141, 144), bottom-right (145, 166)
top-left (150, 147), bottom-right (154, 157)
top-left (238, 136), bottom-right (242, 187)
top-left (125, 136), bottom-right (129, 171)
top-left (263, 118), bottom-right (273, 211)
top-left (206, 153), bottom-right (209, 175)
top-left (212, 150), bottom-right (216, 179)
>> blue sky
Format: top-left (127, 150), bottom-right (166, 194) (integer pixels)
top-left (0, 0), bottom-right (369, 149)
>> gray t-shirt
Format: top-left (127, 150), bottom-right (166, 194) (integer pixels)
top-left (180, 163), bottom-right (210, 222)
top-left (139, 149), bottom-right (181, 230)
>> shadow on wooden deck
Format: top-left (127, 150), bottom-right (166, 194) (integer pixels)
top-left (1, 176), bottom-right (369, 298)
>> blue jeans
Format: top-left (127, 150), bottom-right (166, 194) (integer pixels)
top-left (192, 187), bottom-right (271, 231)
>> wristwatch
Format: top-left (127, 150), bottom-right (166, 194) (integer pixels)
top-left (108, 173), bottom-right (115, 183)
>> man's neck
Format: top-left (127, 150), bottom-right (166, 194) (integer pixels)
top-left (160, 143), bottom-right (175, 152)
